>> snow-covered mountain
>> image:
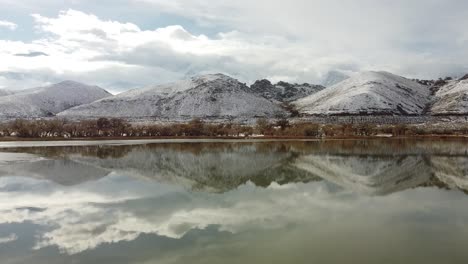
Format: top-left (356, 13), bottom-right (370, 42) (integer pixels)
top-left (294, 71), bottom-right (431, 115)
top-left (59, 73), bottom-right (288, 119)
top-left (430, 76), bottom-right (468, 115)
top-left (250, 79), bottom-right (324, 103)
top-left (0, 89), bottom-right (14, 97)
top-left (321, 70), bottom-right (350, 87)
top-left (2, 71), bottom-right (467, 120)
top-left (0, 81), bottom-right (111, 119)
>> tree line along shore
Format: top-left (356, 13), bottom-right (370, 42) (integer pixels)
top-left (0, 118), bottom-right (468, 140)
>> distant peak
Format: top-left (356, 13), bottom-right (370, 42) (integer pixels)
top-left (205, 73), bottom-right (231, 78)
top-left (350, 71), bottom-right (402, 80)
top-left (211, 73), bottom-right (230, 77)
top-left (253, 79), bottom-right (273, 85)
top-left (48, 80), bottom-right (110, 94)
top-left (55, 80), bottom-right (84, 86)
top-left (321, 70), bottom-right (350, 87)
top-left (360, 70), bottom-right (391, 76)
top-left (192, 73), bottom-right (235, 82)
top-left (459, 73), bottom-right (468, 81)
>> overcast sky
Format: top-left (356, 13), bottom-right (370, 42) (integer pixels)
top-left (1, 0), bottom-right (468, 92)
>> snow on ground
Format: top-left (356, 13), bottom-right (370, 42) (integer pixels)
top-left (0, 71), bottom-right (466, 121)
top-left (294, 71), bottom-right (431, 115)
top-left (59, 73), bottom-right (288, 119)
top-left (0, 81), bottom-right (111, 119)
top-left (431, 79), bottom-right (468, 115)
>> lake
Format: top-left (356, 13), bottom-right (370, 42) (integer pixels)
top-left (0, 139), bottom-right (468, 264)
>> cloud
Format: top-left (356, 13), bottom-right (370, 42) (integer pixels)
top-left (14, 51), bottom-right (49, 57)
top-left (0, 9), bottom-right (348, 91)
top-left (1, 2), bottom-right (468, 91)
top-left (137, 0), bottom-right (468, 76)
top-left (0, 20), bottom-right (17, 30)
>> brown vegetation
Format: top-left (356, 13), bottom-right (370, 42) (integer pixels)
top-left (0, 118), bottom-right (467, 139)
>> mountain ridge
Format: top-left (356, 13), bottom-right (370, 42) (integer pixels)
top-left (250, 79), bottom-right (324, 103)
top-left (430, 78), bottom-right (468, 115)
top-left (1, 71), bottom-right (468, 120)
top-left (0, 81), bottom-right (111, 119)
top-left (293, 71), bottom-right (431, 116)
top-left (59, 73), bottom-right (289, 120)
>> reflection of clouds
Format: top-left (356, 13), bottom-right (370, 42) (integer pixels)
top-left (0, 233), bottom-right (17, 244)
top-left (0, 173), bottom-right (467, 255)
top-left (33, 208), bottom-right (141, 254)
top-left (0, 175), bottom-right (182, 254)
top-left (1, 143), bottom-right (468, 256)
top-left (0, 175), bottom-right (351, 254)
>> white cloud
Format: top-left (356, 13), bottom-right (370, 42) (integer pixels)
top-left (0, 20), bottom-right (17, 30)
top-left (0, 9), bottom-right (350, 91)
top-left (1, 2), bottom-right (468, 91)
top-left (137, 0), bottom-right (468, 76)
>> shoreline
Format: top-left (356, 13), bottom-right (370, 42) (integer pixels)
top-left (0, 134), bottom-right (468, 142)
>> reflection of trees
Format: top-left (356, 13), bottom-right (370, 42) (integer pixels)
top-left (69, 143), bottom-right (311, 193)
top-left (287, 139), bottom-right (468, 156)
top-left (0, 142), bottom-right (321, 191)
top-left (1, 140), bottom-right (468, 194)
top-left (2, 145), bottom-right (134, 159)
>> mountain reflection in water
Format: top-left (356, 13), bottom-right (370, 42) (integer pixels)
top-left (0, 139), bottom-right (467, 264)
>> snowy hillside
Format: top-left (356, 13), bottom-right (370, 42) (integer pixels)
top-left (321, 70), bottom-right (350, 87)
top-left (250, 79), bottom-right (324, 103)
top-left (294, 71), bottom-right (431, 115)
top-left (59, 74), bottom-right (288, 119)
top-left (0, 89), bottom-right (14, 97)
top-left (430, 77), bottom-right (468, 115)
top-left (0, 81), bottom-right (111, 119)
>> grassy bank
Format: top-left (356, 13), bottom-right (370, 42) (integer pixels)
top-left (1, 117), bottom-right (468, 141)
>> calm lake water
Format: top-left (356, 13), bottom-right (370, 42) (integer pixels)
top-left (0, 139), bottom-right (468, 264)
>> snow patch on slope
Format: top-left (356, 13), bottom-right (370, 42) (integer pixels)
top-left (321, 70), bottom-right (350, 87)
top-left (0, 89), bottom-right (14, 97)
top-left (0, 81), bottom-right (111, 119)
top-left (294, 71), bottom-right (430, 115)
top-left (59, 74), bottom-right (288, 119)
top-left (431, 79), bottom-right (468, 115)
